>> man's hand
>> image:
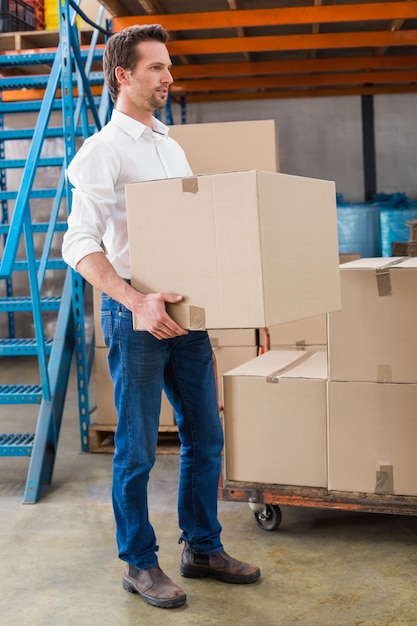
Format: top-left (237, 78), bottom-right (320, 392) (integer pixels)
top-left (131, 291), bottom-right (188, 340)
top-left (75, 252), bottom-right (187, 340)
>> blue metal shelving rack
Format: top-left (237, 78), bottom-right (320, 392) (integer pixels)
top-left (0, 0), bottom-right (109, 502)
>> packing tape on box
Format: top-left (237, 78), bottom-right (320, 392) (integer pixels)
top-left (375, 257), bottom-right (407, 297)
top-left (295, 340), bottom-right (307, 350)
top-left (266, 351), bottom-right (312, 383)
top-left (189, 306), bottom-right (206, 330)
top-left (375, 268), bottom-right (392, 297)
top-left (375, 465), bottom-right (394, 494)
top-left (182, 177), bottom-right (199, 195)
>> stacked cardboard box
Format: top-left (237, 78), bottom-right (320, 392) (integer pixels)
top-left (169, 119), bottom-right (280, 176)
top-left (327, 257), bottom-right (417, 497)
top-left (208, 329), bottom-right (258, 408)
top-left (220, 303), bottom-right (327, 488)
top-left (224, 257), bottom-right (417, 496)
top-left (263, 315), bottom-right (327, 352)
top-left (223, 350), bottom-right (328, 487)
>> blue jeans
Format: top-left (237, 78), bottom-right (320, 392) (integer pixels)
top-left (101, 294), bottom-right (225, 570)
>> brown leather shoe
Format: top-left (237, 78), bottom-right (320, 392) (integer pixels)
top-left (122, 564), bottom-right (186, 609)
top-left (180, 543), bottom-right (260, 584)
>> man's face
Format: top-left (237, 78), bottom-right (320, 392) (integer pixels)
top-left (122, 40), bottom-right (174, 113)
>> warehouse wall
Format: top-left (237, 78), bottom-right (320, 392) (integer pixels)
top-left (374, 94), bottom-right (417, 200)
top-left (180, 93), bottom-right (417, 204)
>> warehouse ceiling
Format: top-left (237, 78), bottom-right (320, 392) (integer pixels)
top-left (101, 0), bottom-right (417, 101)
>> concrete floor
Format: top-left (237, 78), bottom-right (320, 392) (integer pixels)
top-left (2, 357), bottom-right (417, 625)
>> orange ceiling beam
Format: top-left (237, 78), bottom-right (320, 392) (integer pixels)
top-left (165, 31), bottom-right (417, 56)
top-left (183, 84), bottom-right (417, 103)
top-left (173, 70), bottom-right (417, 94)
top-left (171, 55), bottom-right (417, 79)
top-left (112, 3), bottom-right (417, 32)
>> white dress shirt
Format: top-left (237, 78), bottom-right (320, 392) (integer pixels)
top-left (62, 109), bottom-right (193, 278)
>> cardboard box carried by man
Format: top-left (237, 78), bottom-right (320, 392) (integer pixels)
top-left (126, 169), bottom-right (341, 331)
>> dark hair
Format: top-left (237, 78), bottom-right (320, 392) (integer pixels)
top-left (103, 24), bottom-right (169, 104)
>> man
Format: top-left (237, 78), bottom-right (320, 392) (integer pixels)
top-left (62, 24), bottom-right (260, 610)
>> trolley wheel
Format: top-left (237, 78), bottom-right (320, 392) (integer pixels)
top-left (254, 504), bottom-right (282, 531)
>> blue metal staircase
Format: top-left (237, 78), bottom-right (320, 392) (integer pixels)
top-left (0, 0), bottom-right (109, 502)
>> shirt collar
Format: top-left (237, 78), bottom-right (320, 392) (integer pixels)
top-left (111, 109), bottom-right (169, 141)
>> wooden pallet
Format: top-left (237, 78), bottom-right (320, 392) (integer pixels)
top-left (0, 29), bottom-right (104, 53)
top-left (88, 424), bottom-right (180, 454)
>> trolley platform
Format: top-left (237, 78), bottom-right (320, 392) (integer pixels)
top-left (219, 477), bottom-right (417, 531)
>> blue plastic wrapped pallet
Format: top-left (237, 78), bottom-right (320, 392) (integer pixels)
top-left (336, 198), bottom-right (381, 258)
top-left (373, 193), bottom-right (417, 257)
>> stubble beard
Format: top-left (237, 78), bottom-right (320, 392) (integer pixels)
top-left (150, 91), bottom-right (168, 111)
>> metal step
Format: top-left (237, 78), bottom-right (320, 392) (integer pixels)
top-left (0, 48), bottom-right (104, 68)
top-left (0, 338), bottom-right (54, 356)
top-left (0, 222), bottom-right (67, 235)
top-left (0, 71), bottom-right (104, 90)
top-left (0, 100), bottom-right (63, 114)
top-left (0, 296), bottom-right (61, 312)
top-left (0, 127), bottom-right (96, 141)
top-left (0, 98), bottom-right (101, 115)
top-left (0, 385), bottom-right (42, 404)
top-left (0, 157), bottom-right (64, 169)
top-left (0, 188), bottom-right (56, 201)
top-left (0, 433), bottom-right (35, 456)
top-left (12, 258), bottom-right (67, 271)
